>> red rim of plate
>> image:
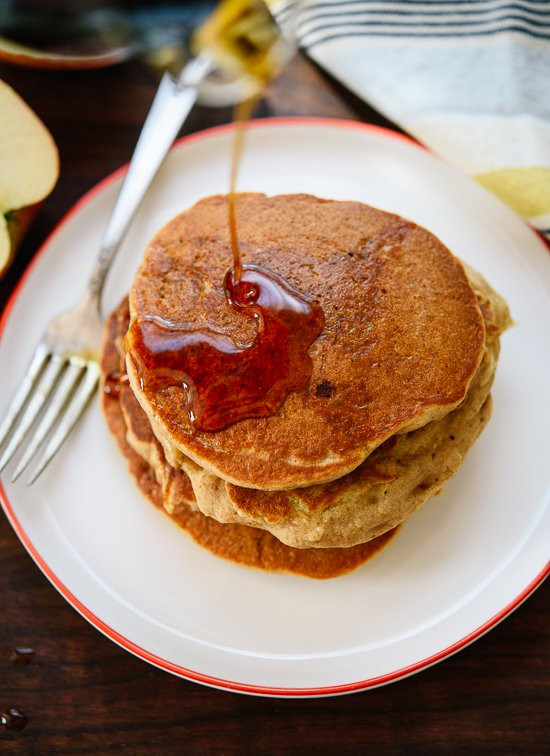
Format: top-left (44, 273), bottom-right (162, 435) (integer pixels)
top-left (0, 117), bottom-right (548, 697)
top-left (0, 40), bottom-right (132, 69)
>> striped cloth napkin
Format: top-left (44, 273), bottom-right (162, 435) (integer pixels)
top-left (278, 0), bottom-right (550, 241)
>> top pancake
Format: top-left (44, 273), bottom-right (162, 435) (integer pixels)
top-left (127, 193), bottom-right (485, 490)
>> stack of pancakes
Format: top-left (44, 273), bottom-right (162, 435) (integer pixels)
top-left (100, 194), bottom-right (511, 578)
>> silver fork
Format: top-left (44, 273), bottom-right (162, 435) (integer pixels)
top-left (0, 54), bottom-right (212, 485)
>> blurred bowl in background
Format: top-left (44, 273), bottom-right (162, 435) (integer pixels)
top-left (0, 1), bottom-right (217, 70)
top-left (0, 0), bottom-right (296, 107)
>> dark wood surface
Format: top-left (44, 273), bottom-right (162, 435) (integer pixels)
top-left (0, 52), bottom-right (548, 755)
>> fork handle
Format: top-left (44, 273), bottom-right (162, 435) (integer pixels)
top-left (86, 54), bottom-right (213, 308)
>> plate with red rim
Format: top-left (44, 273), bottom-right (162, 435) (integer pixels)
top-left (0, 118), bottom-right (548, 697)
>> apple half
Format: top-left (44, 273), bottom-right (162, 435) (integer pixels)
top-left (0, 79), bottom-right (59, 276)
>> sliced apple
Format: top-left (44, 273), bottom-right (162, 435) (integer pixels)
top-left (0, 79), bottom-right (59, 276)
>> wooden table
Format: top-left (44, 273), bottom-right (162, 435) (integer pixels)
top-left (0, 53), bottom-right (548, 755)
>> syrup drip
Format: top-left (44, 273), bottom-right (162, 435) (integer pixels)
top-left (1, 708), bottom-right (27, 731)
top-left (103, 369), bottom-right (129, 399)
top-left (10, 647), bottom-right (34, 665)
top-left (127, 265), bottom-right (324, 432)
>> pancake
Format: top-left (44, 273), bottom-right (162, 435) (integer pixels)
top-left (126, 193), bottom-right (487, 490)
top-left (114, 261), bottom-right (509, 549)
top-left (100, 301), bottom-right (398, 578)
top-left (157, 264), bottom-right (506, 548)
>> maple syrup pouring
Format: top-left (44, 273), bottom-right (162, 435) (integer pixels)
top-left (127, 107), bottom-right (326, 432)
top-left (228, 96), bottom-right (257, 285)
top-left (127, 6), bottom-right (325, 432)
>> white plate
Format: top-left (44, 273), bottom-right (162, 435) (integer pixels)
top-left (1, 119), bottom-right (548, 697)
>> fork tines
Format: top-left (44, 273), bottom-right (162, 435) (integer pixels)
top-left (0, 343), bottom-right (99, 485)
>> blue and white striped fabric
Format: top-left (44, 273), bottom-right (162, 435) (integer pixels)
top-left (279, 1), bottom-right (550, 239)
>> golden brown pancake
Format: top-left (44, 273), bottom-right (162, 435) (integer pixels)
top-left (126, 193), bottom-right (487, 490)
top-left (100, 301), bottom-right (398, 578)
top-left (167, 261), bottom-right (507, 548)
top-left (106, 299), bottom-right (196, 514)
top-left (117, 263), bottom-right (509, 549)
